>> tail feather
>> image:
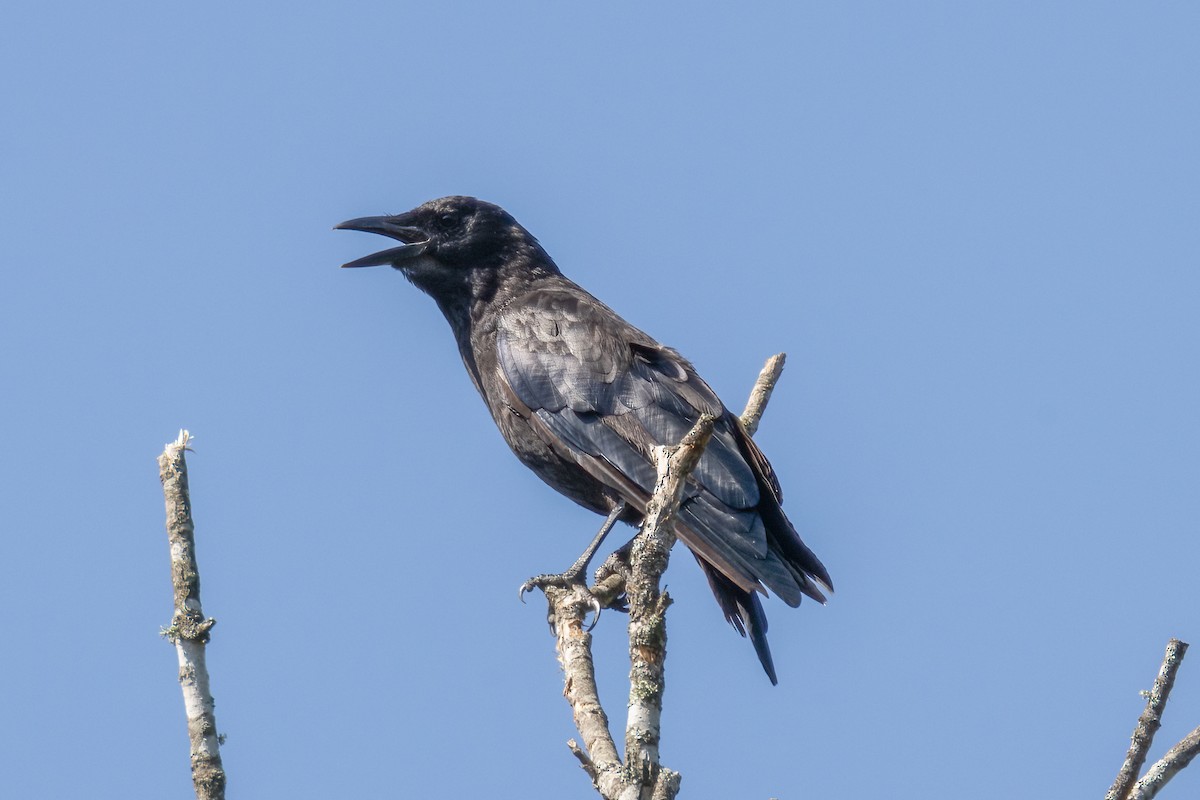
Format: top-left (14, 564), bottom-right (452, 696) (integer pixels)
top-left (735, 416), bottom-right (833, 597)
top-left (682, 413), bottom-right (831, 684)
top-left (758, 492), bottom-right (833, 601)
top-left (697, 557), bottom-right (778, 685)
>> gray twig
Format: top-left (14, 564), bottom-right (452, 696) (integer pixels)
top-left (740, 353), bottom-right (785, 436)
top-left (158, 430), bottom-right (226, 800)
top-left (1106, 639), bottom-right (1189, 800)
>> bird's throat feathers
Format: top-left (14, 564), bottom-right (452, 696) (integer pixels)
top-left (400, 240), bottom-right (561, 352)
top-left (410, 237), bottom-right (555, 299)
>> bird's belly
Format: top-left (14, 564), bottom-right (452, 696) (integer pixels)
top-left (493, 406), bottom-right (616, 516)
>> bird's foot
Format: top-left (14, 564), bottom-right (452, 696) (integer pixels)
top-left (519, 570), bottom-right (604, 631)
top-left (517, 501), bottom-right (629, 632)
top-left (592, 548), bottom-right (633, 613)
top-left (518, 569), bottom-right (583, 597)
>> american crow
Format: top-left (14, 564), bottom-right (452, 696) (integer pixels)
top-left (337, 196), bottom-right (831, 683)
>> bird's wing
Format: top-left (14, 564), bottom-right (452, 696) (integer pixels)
top-left (495, 285), bottom-right (805, 604)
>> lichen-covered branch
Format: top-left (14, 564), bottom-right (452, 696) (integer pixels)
top-left (158, 430), bottom-right (226, 800)
top-left (1106, 639), bottom-right (1189, 800)
top-left (621, 414), bottom-right (714, 797)
top-left (1131, 724), bottom-right (1200, 800)
top-left (549, 414), bottom-right (712, 800)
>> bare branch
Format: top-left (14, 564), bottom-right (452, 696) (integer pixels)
top-left (623, 414), bottom-right (715, 796)
top-left (548, 416), bottom-right (713, 800)
top-left (1106, 639), bottom-right (1189, 800)
top-left (548, 583), bottom-right (624, 797)
top-left (740, 353), bottom-right (786, 436)
top-left (158, 430), bottom-right (226, 800)
top-left (568, 738), bottom-right (601, 785)
top-left (1131, 725), bottom-right (1200, 800)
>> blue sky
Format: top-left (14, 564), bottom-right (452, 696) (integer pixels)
top-left (2, 3), bottom-right (1197, 798)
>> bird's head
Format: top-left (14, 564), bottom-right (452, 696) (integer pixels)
top-left (336, 196), bottom-right (556, 300)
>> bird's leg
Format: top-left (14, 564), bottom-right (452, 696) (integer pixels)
top-left (519, 500), bottom-right (625, 593)
top-left (590, 538), bottom-right (635, 613)
top-left (519, 501), bottom-right (627, 627)
top-left (565, 501), bottom-right (629, 585)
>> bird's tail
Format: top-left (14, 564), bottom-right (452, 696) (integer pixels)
top-left (696, 558), bottom-right (778, 685)
top-left (737, 423), bottom-right (834, 602)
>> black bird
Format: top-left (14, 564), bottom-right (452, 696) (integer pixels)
top-left (337, 196), bottom-right (831, 683)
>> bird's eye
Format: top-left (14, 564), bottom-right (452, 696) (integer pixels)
top-left (437, 212), bottom-right (458, 229)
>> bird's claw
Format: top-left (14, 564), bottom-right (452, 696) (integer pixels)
top-left (584, 594), bottom-right (602, 631)
top-left (518, 571), bottom-right (603, 631)
top-left (518, 572), bottom-right (572, 603)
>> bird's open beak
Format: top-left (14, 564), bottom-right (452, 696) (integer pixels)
top-left (335, 215), bottom-right (431, 268)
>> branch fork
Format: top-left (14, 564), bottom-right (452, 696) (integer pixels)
top-left (1106, 638), bottom-right (1200, 800)
top-left (541, 355), bottom-right (787, 800)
